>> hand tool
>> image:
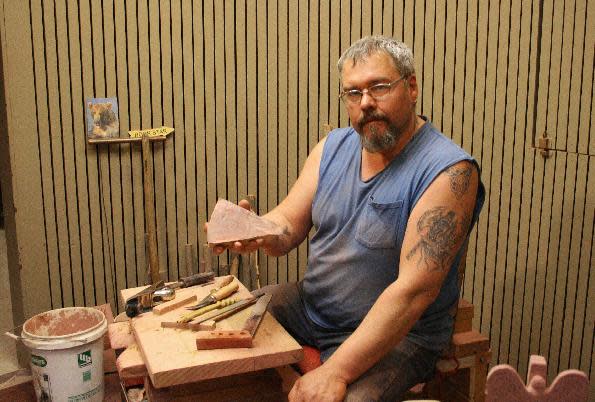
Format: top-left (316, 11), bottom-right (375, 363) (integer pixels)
top-left (166, 271), bottom-right (215, 290)
top-left (187, 296), bottom-right (258, 329)
top-left (178, 297), bottom-right (239, 323)
top-left (125, 280), bottom-right (171, 318)
top-left (125, 272), bottom-right (214, 318)
top-left (185, 276), bottom-right (237, 310)
top-left (162, 296), bottom-right (257, 329)
top-left (195, 293), bottom-right (272, 349)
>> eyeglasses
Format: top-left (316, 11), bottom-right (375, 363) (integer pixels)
top-left (339, 76), bottom-right (407, 105)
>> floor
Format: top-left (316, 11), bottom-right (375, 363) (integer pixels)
top-left (0, 228), bottom-right (19, 375)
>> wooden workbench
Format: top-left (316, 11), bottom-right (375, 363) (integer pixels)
top-left (119, 278), bottom-right (303, 389)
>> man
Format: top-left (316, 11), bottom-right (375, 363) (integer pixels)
top-left (213, 36), bottom-right (484, 401)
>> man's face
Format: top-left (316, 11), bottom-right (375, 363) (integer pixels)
top-left (340, 52), bottom-right (418, 153)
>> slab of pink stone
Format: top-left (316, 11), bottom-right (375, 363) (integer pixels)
top-left (486, 355), bottom-right (589, 402)
top-left (206, 199), bottom-right (284, 244)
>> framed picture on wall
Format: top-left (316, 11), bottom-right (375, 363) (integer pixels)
top-left (85, 97), bottom-right (120, 139)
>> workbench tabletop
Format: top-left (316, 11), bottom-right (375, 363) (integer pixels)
top-left (120, 277), bottom-right (303, 388)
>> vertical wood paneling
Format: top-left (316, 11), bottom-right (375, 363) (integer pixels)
top-left (277, 0), bottom-right (288, 284)
top-left (30, 0), bottom-right (60, 308)
top-left (113, 0), bottom-right (135, 290)
top-left (286, 0), bottom-right (298, 283)
top-left (193, 0), bottom-right (208, 257)
top-left (49, 0), bottom-right (75, 307)
top-left (296, 0), bottom-right (309, 280)
top-left (461, 0), bottom-right (479, 298)
top-left (203, 0), bottom-right (217, 272)
top-left (501, 0), bottom-right (528, 370)
top-left (328, 0), bottom-right (340, 129)
top-left (104, 0), bottom-right (125, 304)
top-left (223, 1), bottom-right (237, 205)
top-left (256, 0), bottom-right (268, 283)
top-left (495, 0), bottom-right (519, 360)
top-left (1, 2), bottom-right (51, 318)
top-left (318, 1), bottom-right (330, 135)
top-left (160, 0), bottom-right (177, 282)
top-left (2, 1), bottom-right (593, 397)
top-left (472, 0), bottom-right (490, 332)
top-left (551, 153), bottom-right (577, 374)
top-left (580, 1), bottom-right (594, 156)
top-left (441, 0), bottom-right (455, 140)
top-left (170, 0), bottom-right (184, 280)
top-left (266, 0), bottom-right (279, 283)
top-left (235, 0), bottom-right (248, 208)
top-left (67, 0), bottom-right (95, 305)
top-left (124, 0), bottom-right (147, 287)
top-left (181, 0), bottom-right (196, 274)
top-left (55, 0), bottom-right (81, 307)
top-left (432, 0), bottom-right (445, 131)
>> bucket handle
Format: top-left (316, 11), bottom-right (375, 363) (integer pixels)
top-left (4, 324), bottom-right (88, 345)
top-left (4, 331), bottom-right (20, 341)
top-left (4, 324), bottom-right (23, 342)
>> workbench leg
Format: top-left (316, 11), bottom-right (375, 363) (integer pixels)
top-left (471, 350), bottom-right (490, 402)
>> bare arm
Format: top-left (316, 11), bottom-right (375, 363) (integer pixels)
top-left (289, 160), bottom-right (480, 401)
top-left (213, 137), bottom-right (327, 257)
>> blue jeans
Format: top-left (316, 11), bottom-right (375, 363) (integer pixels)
top-left (254, 282), bottom-right (441, 402)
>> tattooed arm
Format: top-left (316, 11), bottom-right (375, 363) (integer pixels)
top-left (293, 160), bottom-right (480, 394)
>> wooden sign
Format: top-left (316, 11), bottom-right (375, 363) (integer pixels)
top-left (128, 126), bottom-right (174, 138)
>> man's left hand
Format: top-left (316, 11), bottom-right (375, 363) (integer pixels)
top-left (288, 365), bottom-right (347, 402)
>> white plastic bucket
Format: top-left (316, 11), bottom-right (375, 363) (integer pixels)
top-left (21, 307), bottom-right (107, 402)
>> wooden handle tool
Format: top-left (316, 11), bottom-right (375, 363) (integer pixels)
top-left (185, 277), bottom-right (238, 311)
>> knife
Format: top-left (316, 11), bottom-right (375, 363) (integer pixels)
top-left (185, 276), bottom-right (237, 310)
top-left (195, 293), bottom-right (272, 349)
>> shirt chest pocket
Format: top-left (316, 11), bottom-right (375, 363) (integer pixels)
top-left (355, 198), bottom-right (404, 249)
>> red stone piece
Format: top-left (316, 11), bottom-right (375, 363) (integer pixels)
top-left (207, 199), bottom-right (284, 244)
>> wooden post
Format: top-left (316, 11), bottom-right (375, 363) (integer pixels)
top-left (246, 194), bottom-right (260, 289)
top-left (184, 243), bottom-right (193, 277)
top-left (142, 136), bottom-right (160, 284)
top-left (88, 132), bottom-right (172, 286)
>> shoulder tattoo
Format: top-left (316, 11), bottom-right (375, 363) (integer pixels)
top-left (445, 164), bottom-right (473, 199)
top-left (406, 206), bottom-right (471, 272)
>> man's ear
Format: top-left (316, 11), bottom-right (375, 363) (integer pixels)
top-left (407, 75), bottom-right (419, 100)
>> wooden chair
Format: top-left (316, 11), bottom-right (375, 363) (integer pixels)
top-left (485, 355), bottom-right (588, 402)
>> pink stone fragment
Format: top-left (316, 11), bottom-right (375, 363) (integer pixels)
top-left (486, 355), bottom-right (589, 402)
top-left (206, 199), bottom-right (284, 244)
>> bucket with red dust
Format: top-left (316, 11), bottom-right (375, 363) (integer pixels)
top-left (20, 307), bottom-right (107, 401)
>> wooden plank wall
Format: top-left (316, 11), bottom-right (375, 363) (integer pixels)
top-left (1, 0), bottom-right (593, 396)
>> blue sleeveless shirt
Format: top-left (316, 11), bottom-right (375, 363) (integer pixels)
top-left (302, 118), bottom-right (485, 352)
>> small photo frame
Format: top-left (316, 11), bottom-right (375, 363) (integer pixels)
top-left (85, 97), bottom-right (120, 139)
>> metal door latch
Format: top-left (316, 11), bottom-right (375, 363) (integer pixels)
top-left (537, 131), bottom-right (551, 158)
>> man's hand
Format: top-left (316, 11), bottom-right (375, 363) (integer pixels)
top-left (204, 199), bottom-right (278, 255)
top-left (288, 365), bottom-right (347, 402)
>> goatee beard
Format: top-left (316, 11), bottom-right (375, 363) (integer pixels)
top-left (359, 121), bottom-right (400, 153)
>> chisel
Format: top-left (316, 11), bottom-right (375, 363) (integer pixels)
top-left (185, 276), bottom-right (238, 310)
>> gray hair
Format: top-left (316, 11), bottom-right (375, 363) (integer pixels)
top-left (337, 36), bottom-right (415, 78)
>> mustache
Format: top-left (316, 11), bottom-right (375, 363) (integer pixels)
top-left (358, 112), bottom-right (388, 126)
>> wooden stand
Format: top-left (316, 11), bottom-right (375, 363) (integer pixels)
top-left (89, 133), bottom-right (172, 284)
top-left (406, 299), bottom-right (491, 402)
